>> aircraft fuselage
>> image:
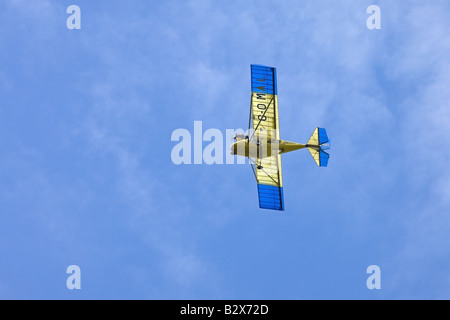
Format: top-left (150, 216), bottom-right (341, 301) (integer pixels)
top-left (230, 139), bottom-right (306, 158)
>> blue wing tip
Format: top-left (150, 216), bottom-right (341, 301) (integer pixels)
top-left (257, 185), bottom-right (284, 211)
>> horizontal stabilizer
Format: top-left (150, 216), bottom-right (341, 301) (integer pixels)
top-left (306, 127), bottom-right (330, 167)
top-left (318, 128), bottom-right (329, 145)
top-left (307, 148), bottom-right (329, 167)
top-left (319, 150), bottom-right (329, 167)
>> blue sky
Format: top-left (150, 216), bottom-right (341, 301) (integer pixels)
top-left (1, 0), bottom-right (450, 299)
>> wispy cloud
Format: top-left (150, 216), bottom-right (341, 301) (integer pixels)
top-left (2, 0), bottom-right (450, 299)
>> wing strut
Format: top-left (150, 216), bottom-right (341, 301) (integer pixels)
top-left (249, 157), bottom-right (279, 186)
top-left (249, 157), bottom-right (258, 182)
top-left (248, 98), bottom-right (253, 133)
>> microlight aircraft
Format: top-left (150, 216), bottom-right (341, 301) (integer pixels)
top-left (230, 65), bottom-right (330, 211)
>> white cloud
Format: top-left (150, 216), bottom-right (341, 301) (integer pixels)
top-left (375, 2), bottom-right (450, 297)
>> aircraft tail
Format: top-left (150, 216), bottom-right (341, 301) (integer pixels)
top-left (306, 127), bottom-right (330, 167)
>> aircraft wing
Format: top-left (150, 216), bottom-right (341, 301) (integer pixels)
top-left (249, 65), bottom-right (284, 211)
top-left (250, 65), bottom-right (280, 141)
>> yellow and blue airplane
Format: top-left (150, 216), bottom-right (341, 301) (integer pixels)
top-left (230, 65), bottom-right (330, 211)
